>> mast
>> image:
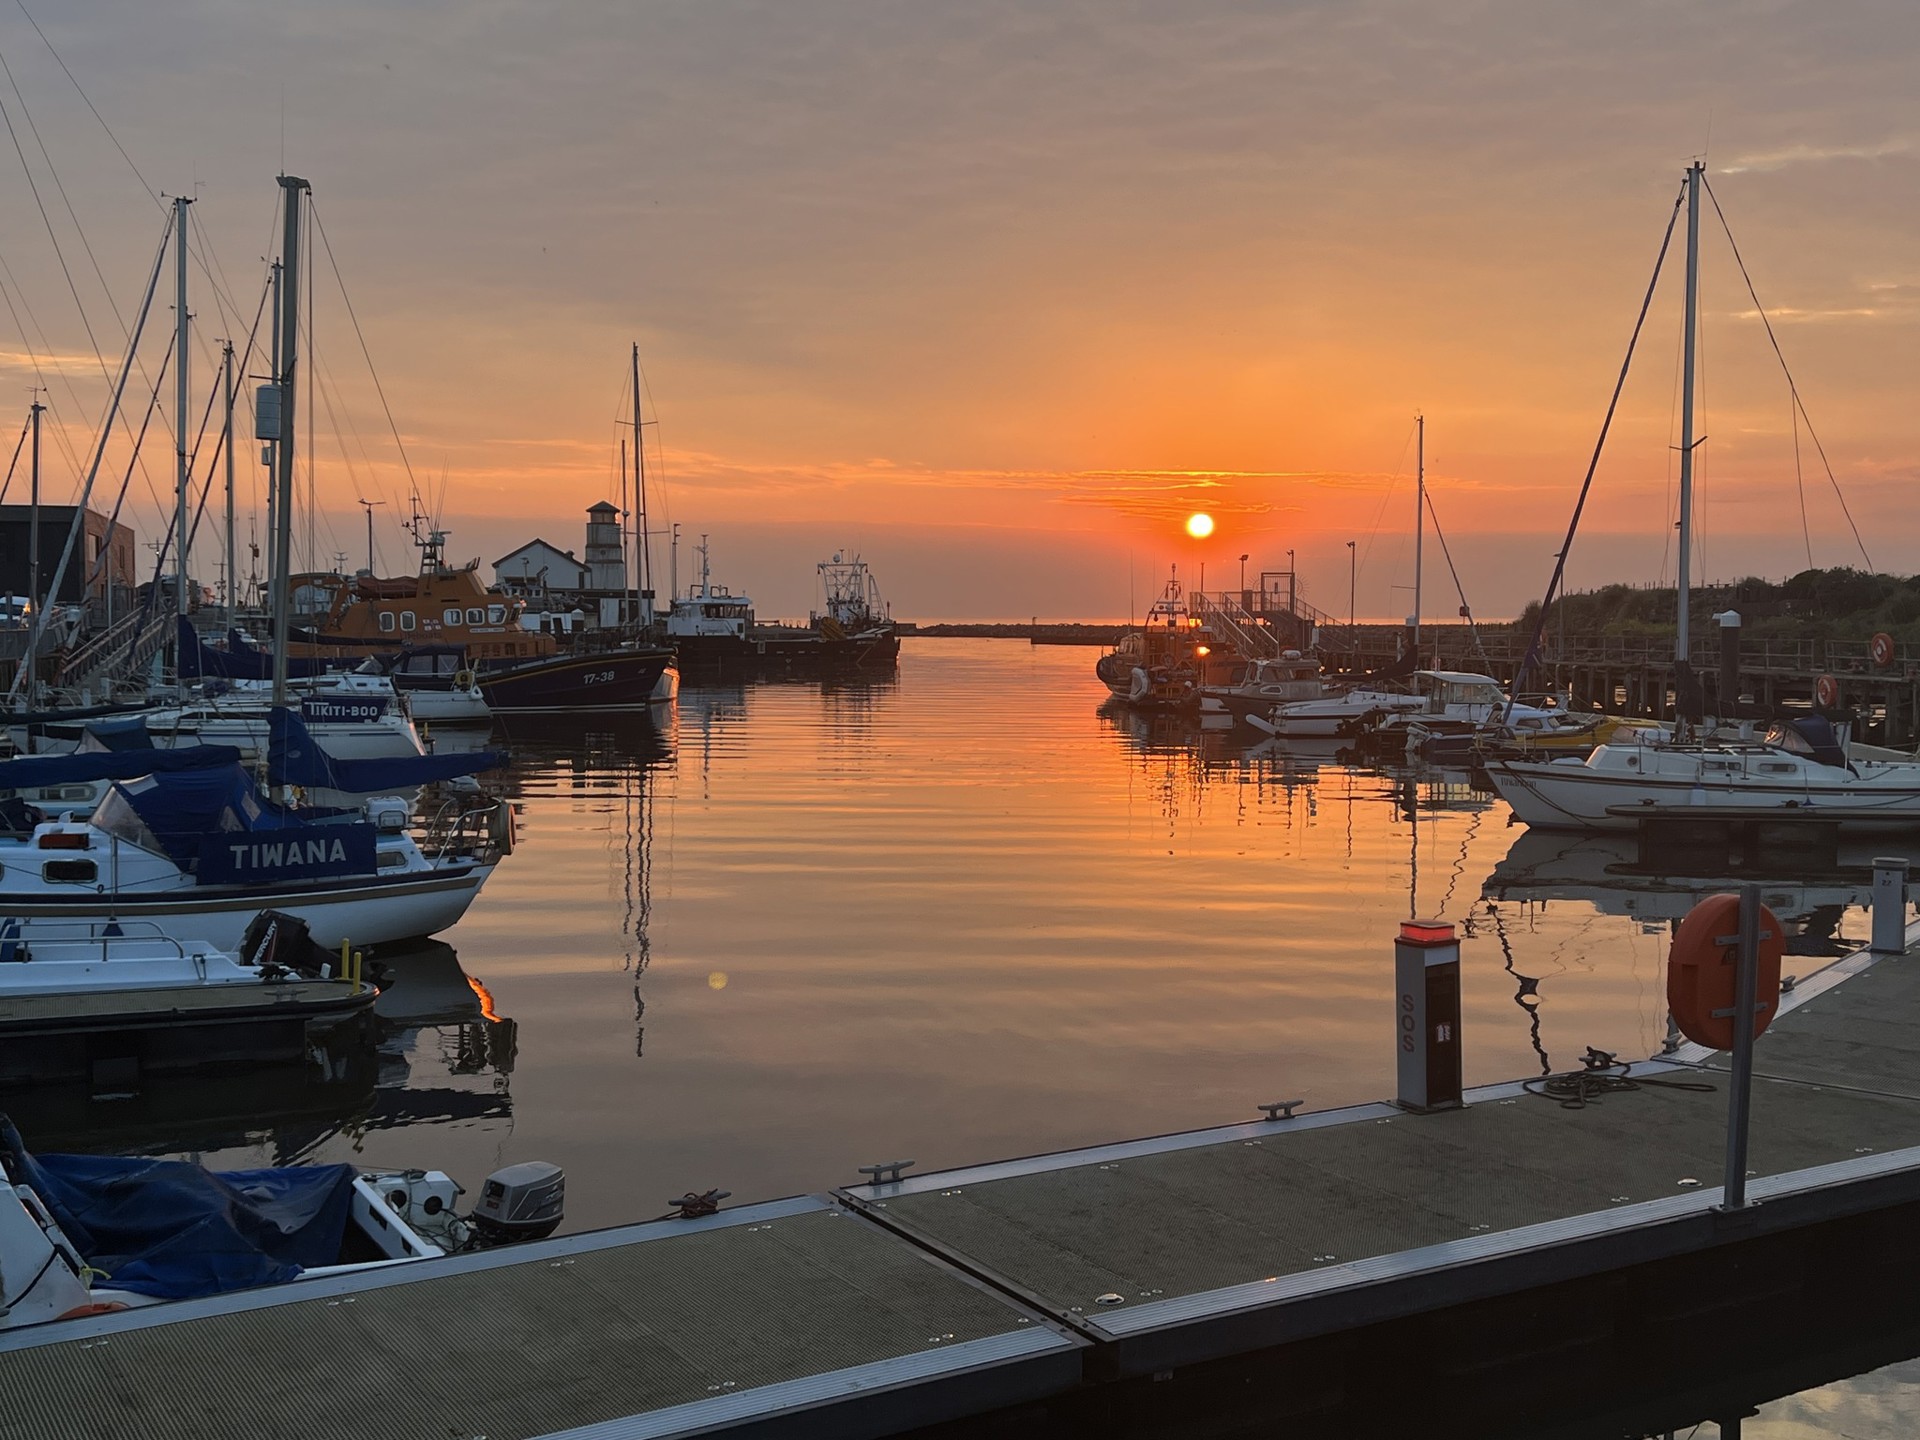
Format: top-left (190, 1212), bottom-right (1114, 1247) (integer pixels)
top-left (631, 342), bottom-right (652, 625)
top-left (1675, 160), bottom-right (1703, 674)
top-left (173, 194), bottom-right (192, 634)
top-left (270, 176), bottom-right (309, 708)
top-left (264, 259), bottom-right (281, 607)
top-left (26, 397), bottom-right (41, 628)
top-left (1412, 412), bottom-right (1424, 648)
top-left (26, 397), bottom-right (40, 706)
top-left (222, 341), bottom-right (235, 627)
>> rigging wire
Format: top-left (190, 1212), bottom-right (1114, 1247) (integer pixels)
top-left (0, 411), bottom-right (28, 506)
top-left (308, 200), bottom-right (421, 497)
top-left (1421, 488), bottom-right (1492, 672)
top-left (1700, 174), bottom-right (1872, 570)
top-left (1512, 178), bottom-right (1686, 700)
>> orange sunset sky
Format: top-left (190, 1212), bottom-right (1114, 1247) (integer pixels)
top-left (0, 2), bottom-right (1914, 621)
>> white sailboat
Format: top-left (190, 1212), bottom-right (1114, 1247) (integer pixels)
top-left (1484, 163), bottom-right (1920, 833)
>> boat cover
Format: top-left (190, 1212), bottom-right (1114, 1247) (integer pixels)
top-left (0, 743), bottom-right (244, 791)
top-left (0, 1117), bottom-right (355, 1300)
top-left (76, 716), bottom-right (156, 752)
top-left (267, 707), bottom-right (503, 792)
top-left (176, 617), bottom-right (331, 681)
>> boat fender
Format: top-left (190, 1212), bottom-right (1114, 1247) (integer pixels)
top-left (1128, 667), bottom-right (1151, 702)
top-left (1814, 674), bottom-right (1838, 709)
top-left (57, 1301), bottom-right (129, 1321)
top-left (1666, 892), bottom-right (1784, 1050)
top-left (454, 670), bottom-right (475, 689)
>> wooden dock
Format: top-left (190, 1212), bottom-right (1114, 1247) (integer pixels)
top-left (7, 924), bottom-right (1920, 1437)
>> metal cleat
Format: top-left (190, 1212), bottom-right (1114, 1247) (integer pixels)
top-left (858, 1159), bottom-right (916, 1184)
top-left (1258, 1099), bottom-right (1305, 1120)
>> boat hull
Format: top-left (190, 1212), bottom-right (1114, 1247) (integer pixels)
top-left (477, 649), bottom-right (673, 711)
top-left (670, 630), bottom-right (899, 676)
top-left (1486, 760), bottom-right (1920, 834)
top-left (0, 865), bottom-right (496, 952)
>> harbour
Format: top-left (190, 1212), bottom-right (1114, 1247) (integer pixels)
top-left (0, 6), bottom-right (1916, 1435)
top-left (9, 641), bottom-right (1920, 1437)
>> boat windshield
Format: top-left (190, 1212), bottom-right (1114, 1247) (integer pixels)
top-left (91, 786), bottom-right (164, 855)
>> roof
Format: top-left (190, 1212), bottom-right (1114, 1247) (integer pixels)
top-left (1415, 670), bottom-right (1502, 685)
top-left (587, 500), bottom-right (619, 515)
top-left (492, 538), bottom-right (585, 570)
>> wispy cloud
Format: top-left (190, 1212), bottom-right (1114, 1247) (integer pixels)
top-left (1721, 139), bottom-right (1912, 174)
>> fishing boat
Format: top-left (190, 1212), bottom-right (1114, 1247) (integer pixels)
top-left (0, 1116), bottom-right (564, 1331)
top-left (1095, 571), bottom-right (1241, 711)
top-left (664, 541), bottom-right (900, 675)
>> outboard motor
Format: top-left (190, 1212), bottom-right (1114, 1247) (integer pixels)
top-left (237, 910), bottom-right (334, 980)
top-left (470, 1161), bottom-right (564, 1244)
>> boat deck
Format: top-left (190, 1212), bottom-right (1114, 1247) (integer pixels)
top-left (5, 931), bottom-right (1920, 1436)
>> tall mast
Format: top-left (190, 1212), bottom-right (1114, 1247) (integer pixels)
top-left (173, 194), bottom-right (192, 632)
top-left (26, 398), bottom-right (41, 625)
top-left (264, 259), bottom-right (281, 607)
top-left (631, 342), bottom-right (652, 624)
top-left (270, 176), bottom-right (309, 708)
top-left (222, 341), bottom-right (235, 627)
top-left (1412, 412), bottom-right (1424, 648)
top-left (26, 397), bottom-right (41, 706)
top-left (1675, 160), bottom-right (1704, 673)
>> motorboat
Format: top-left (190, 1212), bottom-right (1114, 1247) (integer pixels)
top-left (352, 646), bottom-right (493, 726)
top-left (0, 911), bottom-right (379, 1085)
top-left (0, 1117), bottom-right (564, 1331)
top-left (1484, 716), bottom-right (1920, 834)
top-left (663, 541), bottom-right (900, 676)
top-left (1199, 652), bottom-right (1326, 723)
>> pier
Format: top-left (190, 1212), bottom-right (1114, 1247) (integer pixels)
top-left (8, 920), bottom-right (1920, 1437)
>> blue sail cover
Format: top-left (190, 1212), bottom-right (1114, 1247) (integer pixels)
top-left (0, 1118), bottom-right (356, 1300)
top-left (267, 706), bottom-right (504, 793)
top-left (176, 617), bottom-right (330, 681)
top-left (0, 743), bottom-right (243, 791)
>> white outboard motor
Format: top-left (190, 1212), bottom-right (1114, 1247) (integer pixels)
top-left (471, 1161), bottom-right (564, 1244)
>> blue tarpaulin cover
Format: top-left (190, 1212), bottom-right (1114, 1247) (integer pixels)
top-left (267, 706), bottom-right (503, 793)
top-left (0, 744), bottom-right (243, 792)
top-left (0, 1118), bottom-right (355, 1299)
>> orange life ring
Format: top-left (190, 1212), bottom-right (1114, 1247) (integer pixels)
top-left (57, 1301), bottom-right (130, 1321)
top-left (1871, 632), bottom-right (1896, 667)
top-left (1815, 674), bottom-right (1839, 709)
top-left (1666, 892), bottom-right (1784, 1050)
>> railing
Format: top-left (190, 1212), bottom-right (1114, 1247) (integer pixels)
top-left (1189, 591), bottom-right (1282, 659)
top-left (416, 793), bottom-right (514, 866)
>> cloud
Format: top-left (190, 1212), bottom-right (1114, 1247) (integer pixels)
top-left (1721, 139), bottom-right (1913, 174)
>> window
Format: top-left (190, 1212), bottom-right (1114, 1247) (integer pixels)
top-left (400, 610), bottom-right (417, 632)
top-left (43, 858), bottom-right (97, 884)
top-left (487, 605), bottom-right (505, 625)
top-left (466, 608), bottom-right (485, 625)
top-left (378, 611), bottom-right (397, 633)
top-left (444, 607), bottom-right (462, 627)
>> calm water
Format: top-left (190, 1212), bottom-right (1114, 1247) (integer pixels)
top-left (10, 636), bottom-right (1917, 1435)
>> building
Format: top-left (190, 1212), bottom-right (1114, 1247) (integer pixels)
top-left (492, 539), bottom-right (588, 598)
top-left (584, 501), bottom-right (625, 591)
top-left (0, 504), bottom-right (135, 611)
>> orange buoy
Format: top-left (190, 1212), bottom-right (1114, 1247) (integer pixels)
top-left (1815, 673), bottom-right (1839, 709)
top-left (1872, 632), bottom-right (1896, 667)
top-left (1666, 892), bottom-right (1784, 1050)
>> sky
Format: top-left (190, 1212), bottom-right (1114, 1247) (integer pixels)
top-left (0, 0), bottom-right (1914, 620)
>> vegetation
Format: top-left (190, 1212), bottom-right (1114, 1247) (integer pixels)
top-left (1514, 569), bottom-right (1920, 643)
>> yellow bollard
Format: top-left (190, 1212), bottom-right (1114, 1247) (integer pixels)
top-left (353, 949), bottom-right (365, 992)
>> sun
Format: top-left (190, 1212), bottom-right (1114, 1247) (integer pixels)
top-left (1185, 512), bottom-right (1215, 539)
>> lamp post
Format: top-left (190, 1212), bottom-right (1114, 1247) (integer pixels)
top-left (357, 497), bottom-right (384, 573)
top-left (1347, 540), bottom-right (1356, 636)
top-left (1287, 548), bottom-right (1296, 614)
top-left (1239, 553), bottom-right (1248, 599)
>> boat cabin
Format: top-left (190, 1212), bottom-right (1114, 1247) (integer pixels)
top-left (1413, 671), bottom-right (1511, 714)
top-left (291, 563), bottom-right (554, 666)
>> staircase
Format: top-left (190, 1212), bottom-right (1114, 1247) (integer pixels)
top-left (54, 609), bottom-right (174, 699)
top-left (1190, 591), bottom-right (1283, 660)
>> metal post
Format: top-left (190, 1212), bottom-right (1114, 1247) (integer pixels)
top-left (271, 177), bottom-right (309, 710)
top-left (1394, 919), bottom-right (1463, 1112)
top-left (174, 194), bottom-right (192, 629)
top-left (26, 398), bottom-right (41, 617)
top-left (1872, 857), bottom-right (1910, 955)
top-left (1412, 413), bottom-right (1424, 648)
top-left (1720, 882), bottom-right (1761, 1212)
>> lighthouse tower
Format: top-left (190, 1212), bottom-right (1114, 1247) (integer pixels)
top-left (585, 501), bottom-right (624, 592)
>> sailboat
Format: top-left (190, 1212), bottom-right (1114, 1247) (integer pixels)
top-left (1483, 164), bottom-right (1920, 834)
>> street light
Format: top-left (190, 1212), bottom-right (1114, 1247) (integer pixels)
top-left (1239, 553), bottom-right (1248, 597)
top-left (1347, 540), bottom-right (1356, 637)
